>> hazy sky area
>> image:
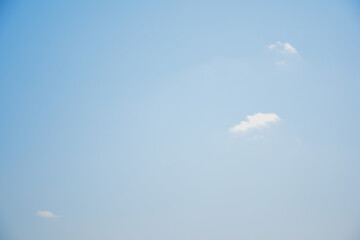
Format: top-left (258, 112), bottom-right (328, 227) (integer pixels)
top-left (1, 1), bottom-right (360, 239)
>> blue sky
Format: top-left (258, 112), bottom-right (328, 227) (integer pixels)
top-left (1, 1), bottom-right (360, 239)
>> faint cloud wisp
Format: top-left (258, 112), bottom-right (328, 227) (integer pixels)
top-left (276, 60), bottom-right (286, 65)
top-left (36, 211), bottom-right (59, 218)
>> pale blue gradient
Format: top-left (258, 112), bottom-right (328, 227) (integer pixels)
top-left (1, 1), bottom-right (360, 239)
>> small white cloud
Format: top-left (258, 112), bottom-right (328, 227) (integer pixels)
top-left (283, 42), bottom-right (297, 54)
top-left (229, 113), bottom-right (281, 133)
top-left (268, 41), bottom-right (297, 54)
top-left (36, 211), bottom-right (59, 218)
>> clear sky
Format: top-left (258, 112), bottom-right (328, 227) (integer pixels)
top-left (1, 1), bottom-right (360, 239)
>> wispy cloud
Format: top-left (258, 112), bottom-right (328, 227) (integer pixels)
top-left (276, 60), bottom-right (286, 65)
top-left (268, 41), bottom-right (297, 54)
top-left (251, 135), bottom-right (265, 141)
top-left (36, 211), bottom-right (59, 218)
top-left (229, 113), bottom-right (281, 133)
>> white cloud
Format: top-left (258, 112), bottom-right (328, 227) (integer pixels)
top-left (36, 211), bottom-right (59, 218)
top-left (268, 41), bottom-right (297, 54)
top-left (229, 113), bottom-right (281, 133)
top-left (283, 42), bottom-right (297, 54)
